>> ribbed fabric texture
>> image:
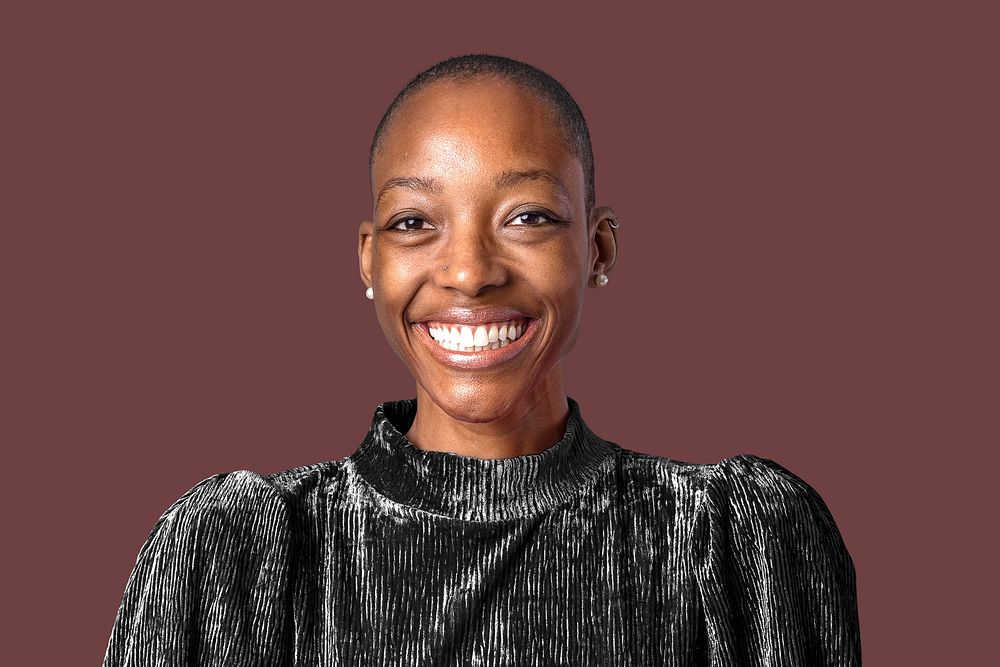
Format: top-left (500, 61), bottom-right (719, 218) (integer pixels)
top-left (105, 398), bottom-right (860, 666)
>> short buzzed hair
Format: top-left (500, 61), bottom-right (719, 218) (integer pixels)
top-left (369, 54), bottom-right (595, 212)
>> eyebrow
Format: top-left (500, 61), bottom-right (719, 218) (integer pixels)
top-left (375, 176), bottom-right (443, 205)
top-left (495, 169), bottom-right (570, 203)
top-left (375, 168), bottom-right (571, 206)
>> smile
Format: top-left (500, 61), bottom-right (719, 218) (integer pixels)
top-left (426, 318), bottom-right (528, 352)
top-left (412, 314), bottom-right (538, 370)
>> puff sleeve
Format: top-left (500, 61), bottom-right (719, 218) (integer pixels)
top-left (693, 455), bottom-right (861, 666)
top-left (104, 471), bottom-right (292, 666)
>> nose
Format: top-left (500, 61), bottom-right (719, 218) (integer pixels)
top-left (434, 224), bottom-right (508, 297)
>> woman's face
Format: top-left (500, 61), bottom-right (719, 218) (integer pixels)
top-left (360, 77), bottom-right (614, 424)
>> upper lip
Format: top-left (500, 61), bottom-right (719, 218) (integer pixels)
top-left (414, 306), bottom-right (533, 326)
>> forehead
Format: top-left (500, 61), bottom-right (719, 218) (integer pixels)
top-left (372, 78), bottom-right (583, 199)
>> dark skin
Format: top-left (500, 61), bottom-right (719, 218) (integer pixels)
top-left (359, 77), bottom-right (617, 459)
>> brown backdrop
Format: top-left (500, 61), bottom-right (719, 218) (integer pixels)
top-left (4, 2), bottom-right (995, 664)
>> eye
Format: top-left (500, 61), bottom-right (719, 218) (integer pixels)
top-left (509, 211), bottom-right (561, 226)
top-left (390, 216), bottom-right (434, 231)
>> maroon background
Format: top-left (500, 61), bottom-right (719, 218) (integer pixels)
top-left (4, 3), bottom-right (996, 663)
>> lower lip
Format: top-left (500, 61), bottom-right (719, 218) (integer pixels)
top-left (413, 319), bottom-right (539, 370)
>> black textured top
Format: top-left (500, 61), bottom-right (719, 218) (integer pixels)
top-left (105, 398), bottom-right (860, 665)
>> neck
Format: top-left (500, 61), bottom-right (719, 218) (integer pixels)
top-left (406, 376), bottom-right (570, 460)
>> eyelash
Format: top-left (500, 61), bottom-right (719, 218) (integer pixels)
top-left (510, 211), bottom-right (566, 226)
top-left (389, 217), bottom-right (433, 232)
top-left (388, 211), bottom-right (566, 231)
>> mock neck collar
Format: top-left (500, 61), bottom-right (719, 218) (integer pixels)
top-left (348, 397), bottom-right (617, 522)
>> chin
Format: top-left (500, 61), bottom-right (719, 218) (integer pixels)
top-left (428, 384), bottom-right (519, 424)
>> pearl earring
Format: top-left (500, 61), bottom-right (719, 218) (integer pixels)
top-left (365, 287), bottom-right (374, 300)
top-left (596, 274), bottom-right (609, 287)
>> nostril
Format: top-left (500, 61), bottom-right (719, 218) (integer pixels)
top-left (434, 259), bottom-right (509, 296)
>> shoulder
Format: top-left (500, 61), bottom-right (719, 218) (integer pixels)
top-left (613, 450), bottom-right (849, 550)
top-left (153, 460), bottom-right (355, 530)
top-left (158, 461), bottom-right (353, 528)
top-left (137, 471), bottom-right (292, 560)
top-left (612, 448), bottom-right (819, 507)
top-left (264, 459), bottom-right (351, 499)
top-left (156, 469), bottom-right (286, 521)
top-left (108, 471), bottom-right (312, 664)
top-left (696, 454), bottom-right (853, 568)
top-left (712, 453), bottom-right (821, 492)
top-left (610, 447), bottom-right (831, 501)
top-left (131, 463), bottom-right (360, 574)
top-left (614, 446), bottom-right (720, 493)
top-left (689, 456), bottom-right (861, 662)
top-left (703, 454), bottom-right (841, 528)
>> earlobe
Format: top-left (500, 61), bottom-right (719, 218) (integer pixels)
top-left (358, 220), bottom-right (374, 288)
top-left (587, 206), bottom-right (619, 288)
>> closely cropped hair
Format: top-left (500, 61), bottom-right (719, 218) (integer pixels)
top-left (370, 54), bottom-right (596, 212)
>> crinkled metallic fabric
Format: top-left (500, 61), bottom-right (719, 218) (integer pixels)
top-left (105, 398), bottom-right (860, 666)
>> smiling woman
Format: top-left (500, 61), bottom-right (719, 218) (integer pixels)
top-left (104, 55), bottom-right (860, 666)
top-left (359, 71), bottom-right (615, 456)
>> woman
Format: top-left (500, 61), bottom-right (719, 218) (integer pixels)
top-left (105, 55), bottom-right (860, 665)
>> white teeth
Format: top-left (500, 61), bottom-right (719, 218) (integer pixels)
top-left (460, 326), bottom-right (474, 347)
top-left (473, 325), bottom-right (489, 346)
top-left (426, 318), bottom-right (529, 352)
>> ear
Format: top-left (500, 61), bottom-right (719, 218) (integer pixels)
top-left (358, 220), bottom-right (374, 289)
top-left (587, 206), bottom-right (619, 288)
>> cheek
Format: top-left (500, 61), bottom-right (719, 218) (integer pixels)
top-left (530, 240), bottom-right (588, 335)
top-left (371, 243), bottom-right (424, 349)
top-left (375, 241), bottom-right (424, 289)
